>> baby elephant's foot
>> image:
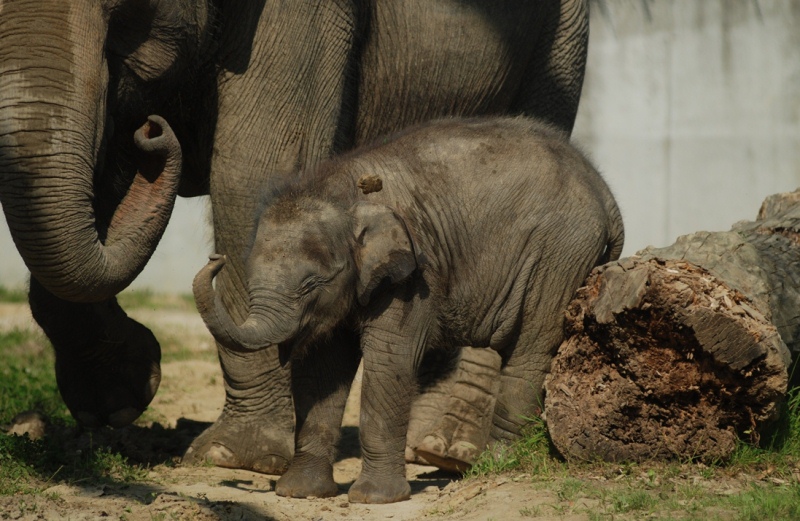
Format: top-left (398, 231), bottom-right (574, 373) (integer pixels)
top-left (275, 458), bottom-right (338, 498)
top-left (414, 435), bottom-right (479, 474)
top-left (348, 473), bottom-right (411, 504)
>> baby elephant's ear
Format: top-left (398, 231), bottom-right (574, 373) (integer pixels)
top-left (351, 201), bottom-right (417, 306)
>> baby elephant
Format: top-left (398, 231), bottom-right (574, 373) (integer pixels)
top-left (193, 117), bottom-right (624, 503)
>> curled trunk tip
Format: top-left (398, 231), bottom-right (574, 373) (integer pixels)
top-left (193, 254), bottom-right (276, 352)
top-left (193, 254), bottom-right (227, 318)
top-left (134, 115), bottom-right (168, 154)
top-left (2, 113), bottom-right (182, 303)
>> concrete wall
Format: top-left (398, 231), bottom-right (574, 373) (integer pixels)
top-left (1, 0), bottom-right (799, 292)
top-left (574, 0), bottom-right (800, 255)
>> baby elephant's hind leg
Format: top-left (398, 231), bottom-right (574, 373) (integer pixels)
top-left (491, 253), bottom-right (594, 446)
top-left (490, 324), bottom-right (563, 446)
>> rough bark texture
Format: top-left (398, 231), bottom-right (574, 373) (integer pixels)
top-left (544, 190), bottom-right (800, 463)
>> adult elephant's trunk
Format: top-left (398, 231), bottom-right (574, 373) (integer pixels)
top-left (194, 255), bottom-right (294, 352)
top-left (0, 1), bottom-right (180, 303)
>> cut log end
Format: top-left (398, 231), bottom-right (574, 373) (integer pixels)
top-left (544, 257), bottom-right (789, 463)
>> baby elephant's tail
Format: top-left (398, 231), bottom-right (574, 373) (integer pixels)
top-left (600, 198), bottom-right (625, 265)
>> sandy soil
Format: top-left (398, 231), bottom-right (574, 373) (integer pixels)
top-left (0, 301), bottom-right (752, 521)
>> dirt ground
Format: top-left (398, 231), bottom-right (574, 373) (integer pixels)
top-left (0, 302), bottom-right (752, 521)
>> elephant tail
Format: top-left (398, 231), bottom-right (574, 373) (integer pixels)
top-left (600, 197), bottom-right (625, 265)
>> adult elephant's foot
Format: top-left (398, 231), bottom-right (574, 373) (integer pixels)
top-left (405, 347), bottom-right (462, 464)
top-left (29, 280), bottom-right (161, 428)
top-left (412, 347), bottom-right (502, 473)
top-left (415, 436), bottom-right (479, 474)
top-left (275, 456), bottom-right (338, 498)
top-left (348, 473), bottom-right (411, 504)
top-left (55, 314), bottom-right (161, 428)
top-left (182, 415), bottom-right (293, 474)
top-left (405, 378), bottom-right (450, 465)
top-left (182, 330), bottom-right (296, 474)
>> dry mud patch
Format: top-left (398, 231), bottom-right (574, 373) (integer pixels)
top-left (0, 302), bottom-right (753, 521)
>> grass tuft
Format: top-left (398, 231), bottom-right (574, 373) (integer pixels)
top-left (0, 433), bottom-right (150, 495)
top-left (723, 484), bottom-right (800, 521)
top-left (610, 488), bottom-right (657, 513)
top-left (728, 386), bottom-right (800, 473)
top-left (0, 329), bottom-right (70, 425)
top-left (0, 436), bottom-right (41, 495)
top-left (465, 414), bottom-right (560, 479)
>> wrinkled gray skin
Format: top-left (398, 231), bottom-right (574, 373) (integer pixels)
top-left (194, 117), bottom-right (625, 503)
top-left (0, 0), bottom-right (589, 473)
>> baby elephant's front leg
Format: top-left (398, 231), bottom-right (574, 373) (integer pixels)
top-left (275, 331), bottom-right (360, 499)
top-left (349, 333), bottom-right (419, 503)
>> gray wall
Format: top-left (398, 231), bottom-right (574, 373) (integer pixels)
top-left (575, 0), bottom-right (800, 255)
top-left (1, 0), bottom-right (799, 293)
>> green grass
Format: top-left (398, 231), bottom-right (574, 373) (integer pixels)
top-left (0, 285), bottom-right (27, 303)
top-left (721, 484), bottom-right (800, 521)
top-left (466, 414), bottom-right (560, 479)
top-left (729, 387), bottom-right (800, 470)
top-left (461, 386), bottom-right (800, 520)
top-left (609, 488), bottom-right (657, 514)
top-left (0, 329), bottom-right (69, 424)
top-left (0, 284), bottom-right (195, 310)
top-left (0, 327), bottom-right (150, 496)
top-left (116, 289), bottom-right (195, 311)
top-left (0, 434), bottom-right (149, 495)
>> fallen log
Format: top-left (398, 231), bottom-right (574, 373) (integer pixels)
top-left (544, 190), bottom-right (800, 463)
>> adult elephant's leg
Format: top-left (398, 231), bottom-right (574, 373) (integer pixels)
top-left (405, 349), bottom-right (457, 464)
top-left (29, 279), bottom-right (161, 428)
top-left (413, 347), bottom-right (502, 472)
top-left (512, 0), bottom-right (589, 133)
top-left (181, 246), bottom-right (295, 473)
top-left (183, 352), bottom-right (295, 473)
top-left (181, 0), bottom-right (360, 474)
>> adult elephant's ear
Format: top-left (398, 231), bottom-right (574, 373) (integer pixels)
top-left (351, 202), bottom-right (417, 306)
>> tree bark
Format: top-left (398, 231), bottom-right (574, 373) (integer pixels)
top-left (544, 190), bottom-right (800, 463)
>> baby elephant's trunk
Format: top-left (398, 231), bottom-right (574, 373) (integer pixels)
top-left (193, 255), bottom-right (276, 351)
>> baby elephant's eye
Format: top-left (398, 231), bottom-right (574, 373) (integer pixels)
top-left (299, 275), bottom-right (326, 295)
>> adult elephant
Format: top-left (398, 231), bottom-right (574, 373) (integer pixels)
top-left (0, 0), bottom-right (589, 473)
